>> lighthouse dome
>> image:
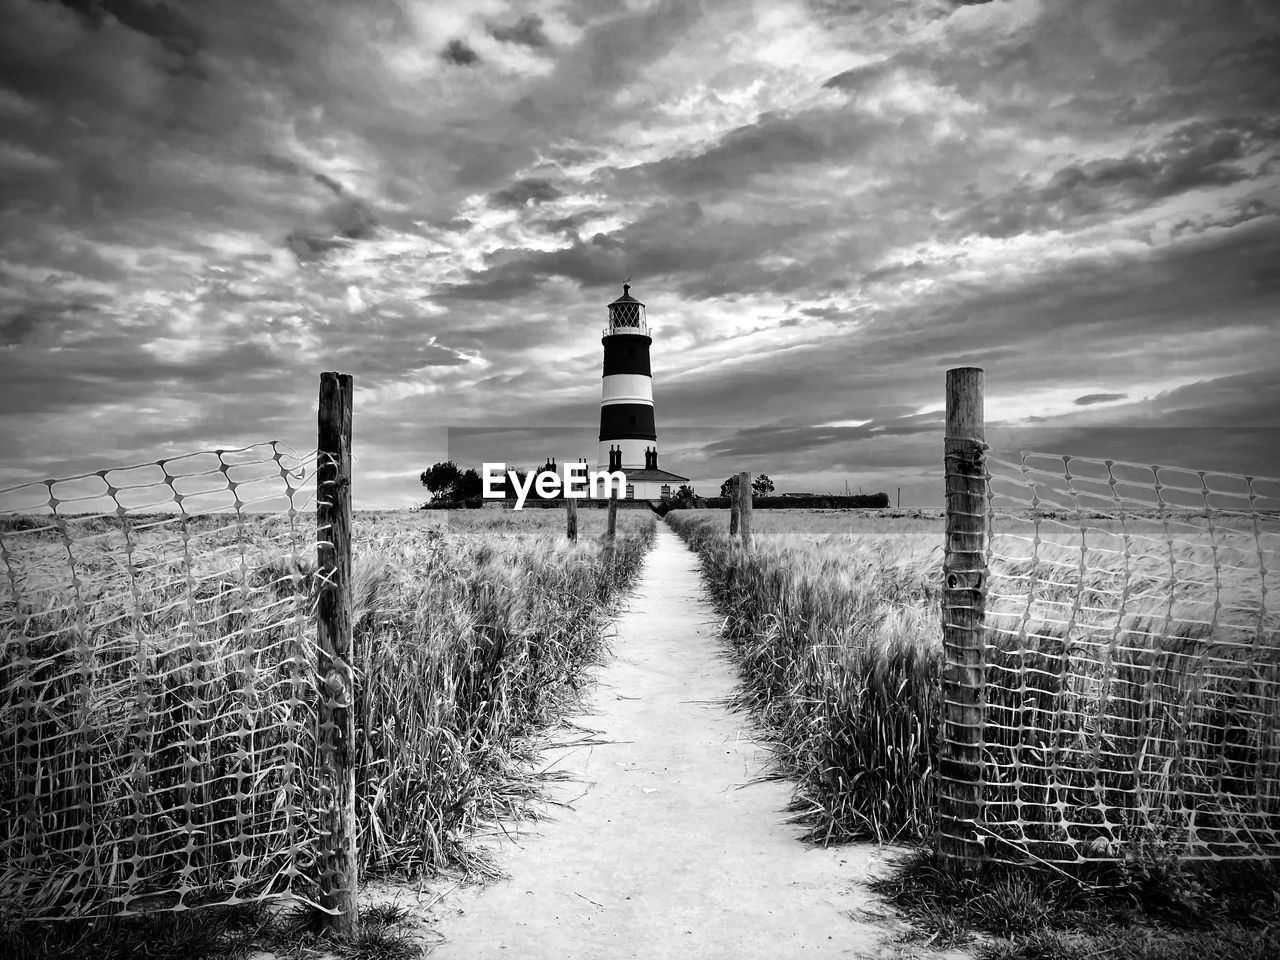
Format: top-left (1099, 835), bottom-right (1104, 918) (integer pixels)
top-left (606, 282), bottom-right (647, 335)
top-left (609, 282), bottom-right (642, 305)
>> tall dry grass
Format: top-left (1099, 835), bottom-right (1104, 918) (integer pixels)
top-left (668, 511), bottom-right (944, 845)
top-left (1, 509), bottom-right (654, 917)
top-left (345, 511), bottom-right (654, 876)
top-left (668, 508), bottom-right (1280, 866)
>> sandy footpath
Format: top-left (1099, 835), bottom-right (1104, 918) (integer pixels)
top-left (425, 523), bottom-right (970, 959)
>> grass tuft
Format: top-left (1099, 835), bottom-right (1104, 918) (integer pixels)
top-left (871, 847), bottom-right (1280, 959)
top-left (1, 901), bottom-right (273, 960)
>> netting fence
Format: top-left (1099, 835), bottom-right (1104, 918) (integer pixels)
top-left (939, 368), bottom-right (1280, 872)
top-left (0, 439), bottom-right (342, 920)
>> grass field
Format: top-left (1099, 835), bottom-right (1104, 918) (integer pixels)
top-left (668, 506), bottom-right (1280, 958)
top-left (1, 508), bottom-right (655, 927)
top-left (667, 510), bottom-right (946, 846)
top-left (667, 508), bottom-right (1280, 852)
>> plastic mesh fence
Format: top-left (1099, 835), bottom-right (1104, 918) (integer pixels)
top-left (973, 450), bottom-right (1280, 866)
top-left (0, 442), bottom-right (324, 919)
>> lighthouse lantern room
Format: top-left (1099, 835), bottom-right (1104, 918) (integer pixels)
top-left (597, 283), bottom-right (688, 500)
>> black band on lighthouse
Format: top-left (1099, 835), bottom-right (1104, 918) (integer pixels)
top-left (598, 402), bottom-right (656, 440)
top-left (602, 334), bottom-right (652, 377)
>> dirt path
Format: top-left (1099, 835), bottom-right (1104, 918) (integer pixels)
top-left (427, 524), bottom-right (969, 959)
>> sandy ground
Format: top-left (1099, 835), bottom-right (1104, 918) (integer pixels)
top-left (420, 523), bottom-right (972, 960)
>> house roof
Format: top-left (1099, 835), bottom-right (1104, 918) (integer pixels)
top-left (621, 467), bottom-right (689, 483)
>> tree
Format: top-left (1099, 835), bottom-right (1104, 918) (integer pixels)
top-left (721, 474), bottom-right (773, 499)
top-left (454, 468), bottom-right (483, 501)
top-left (420, 461), bottom-right (463, 502)
top-left (674, 484), bottom-right (696, 504)
top-left (420, 460), bottom-right (483, 503)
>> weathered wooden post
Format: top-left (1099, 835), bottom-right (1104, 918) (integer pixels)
top-left (938, 366), bottom-right (988, 875)
top-left (606, 490), bottom-right (618, 540)
top-left (738, 471), bottom-right (753, 553)
top-left (566, 496), bottom-right (578, 542)
top-left (316, 372), bottom-right (357, 931)
top-left (729, 478), bottom-right (740, 536)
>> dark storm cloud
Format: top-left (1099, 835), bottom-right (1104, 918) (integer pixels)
top-left (532, 209), bottom-right (607, 237)
top-left (1171, 198), bottom-right (1277, 239)
top-left (821, 61), bottom-right (892, 91)
top-left (634, 108), bottom-right (891, 194)
top-left (1139, 370), bottom-right (1280, 428)
top-left (441, 197), bottom-right (838, 302)
top-left (284, 180), bottom-right (378, 261)
top-left (285, 202), bottom-right (376, 258)
top-left (859, 259), bottom-right (933, 287)
top-left (1, 338), bottom-right (283, 415)
top-left (314, 173), bottom-right (346, 196)
top-left (54, 0), bottom-right (203, 64)
top-left (950, 119), bottom-right (1274, 239)
top-left (1075, 393), bottom-right (1128, 406)
top-left (0, 309), bottom-right (46, 345)
top-left (488, 14), bottom-right (549, 48)
top-left (0, 235), bottom-right (126, 283)
top-left (796, 210), bottom-right (1280, 390)
top-left (488, 177), bottom-right (564, 209)
top-left (441, 38), bottom-right (479, 66)
top-left (510, 0), bottom-right (701, 126)
top-left (0, 299), bottom-right (107, 346)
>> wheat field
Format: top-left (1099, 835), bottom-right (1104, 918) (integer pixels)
top-left (0, 508), bottom-right (655, 918)
top-left (667, 508), bottom-right (1280, 866)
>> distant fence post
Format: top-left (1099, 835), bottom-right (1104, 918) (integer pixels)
top-left (606, 490), bottom-right (618, 540)
top-left (566, 496), bottom-right (578, 542)
top-left (939, 367), bottom-right (988, 875)
top-left (738, 471), bottom-right (753, 553)
top-left (316, 372), bottom-right (357, 931)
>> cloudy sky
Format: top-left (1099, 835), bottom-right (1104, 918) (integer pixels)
top-left (1, 0), bottom-right (1278, 509)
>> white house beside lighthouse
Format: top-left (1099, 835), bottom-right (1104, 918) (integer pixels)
top-left (597, 283), bottom-right (687, 500)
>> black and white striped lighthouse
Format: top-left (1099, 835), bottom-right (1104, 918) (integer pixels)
top-left (597, 283), bottom-right (687, 498)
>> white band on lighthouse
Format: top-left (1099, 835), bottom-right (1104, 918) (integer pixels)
top-left (600, 374), bottom-right (654, 406)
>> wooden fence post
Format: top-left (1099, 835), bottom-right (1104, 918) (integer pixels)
top-left (566, 496), bottom-right (578, 542)
top-left (939, 366), bottom-right (987, 875)
top-left (738, 471), bottom-right (753, 553)
top-left (316, 372), bottom-right (357, 931)
top-left (729, 480), bottom-right (740, 536)
top-left (606, 491), bottom-right (618, 540)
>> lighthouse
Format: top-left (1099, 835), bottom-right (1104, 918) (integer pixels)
top-left (597, 283), bottom-right (688, 500)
